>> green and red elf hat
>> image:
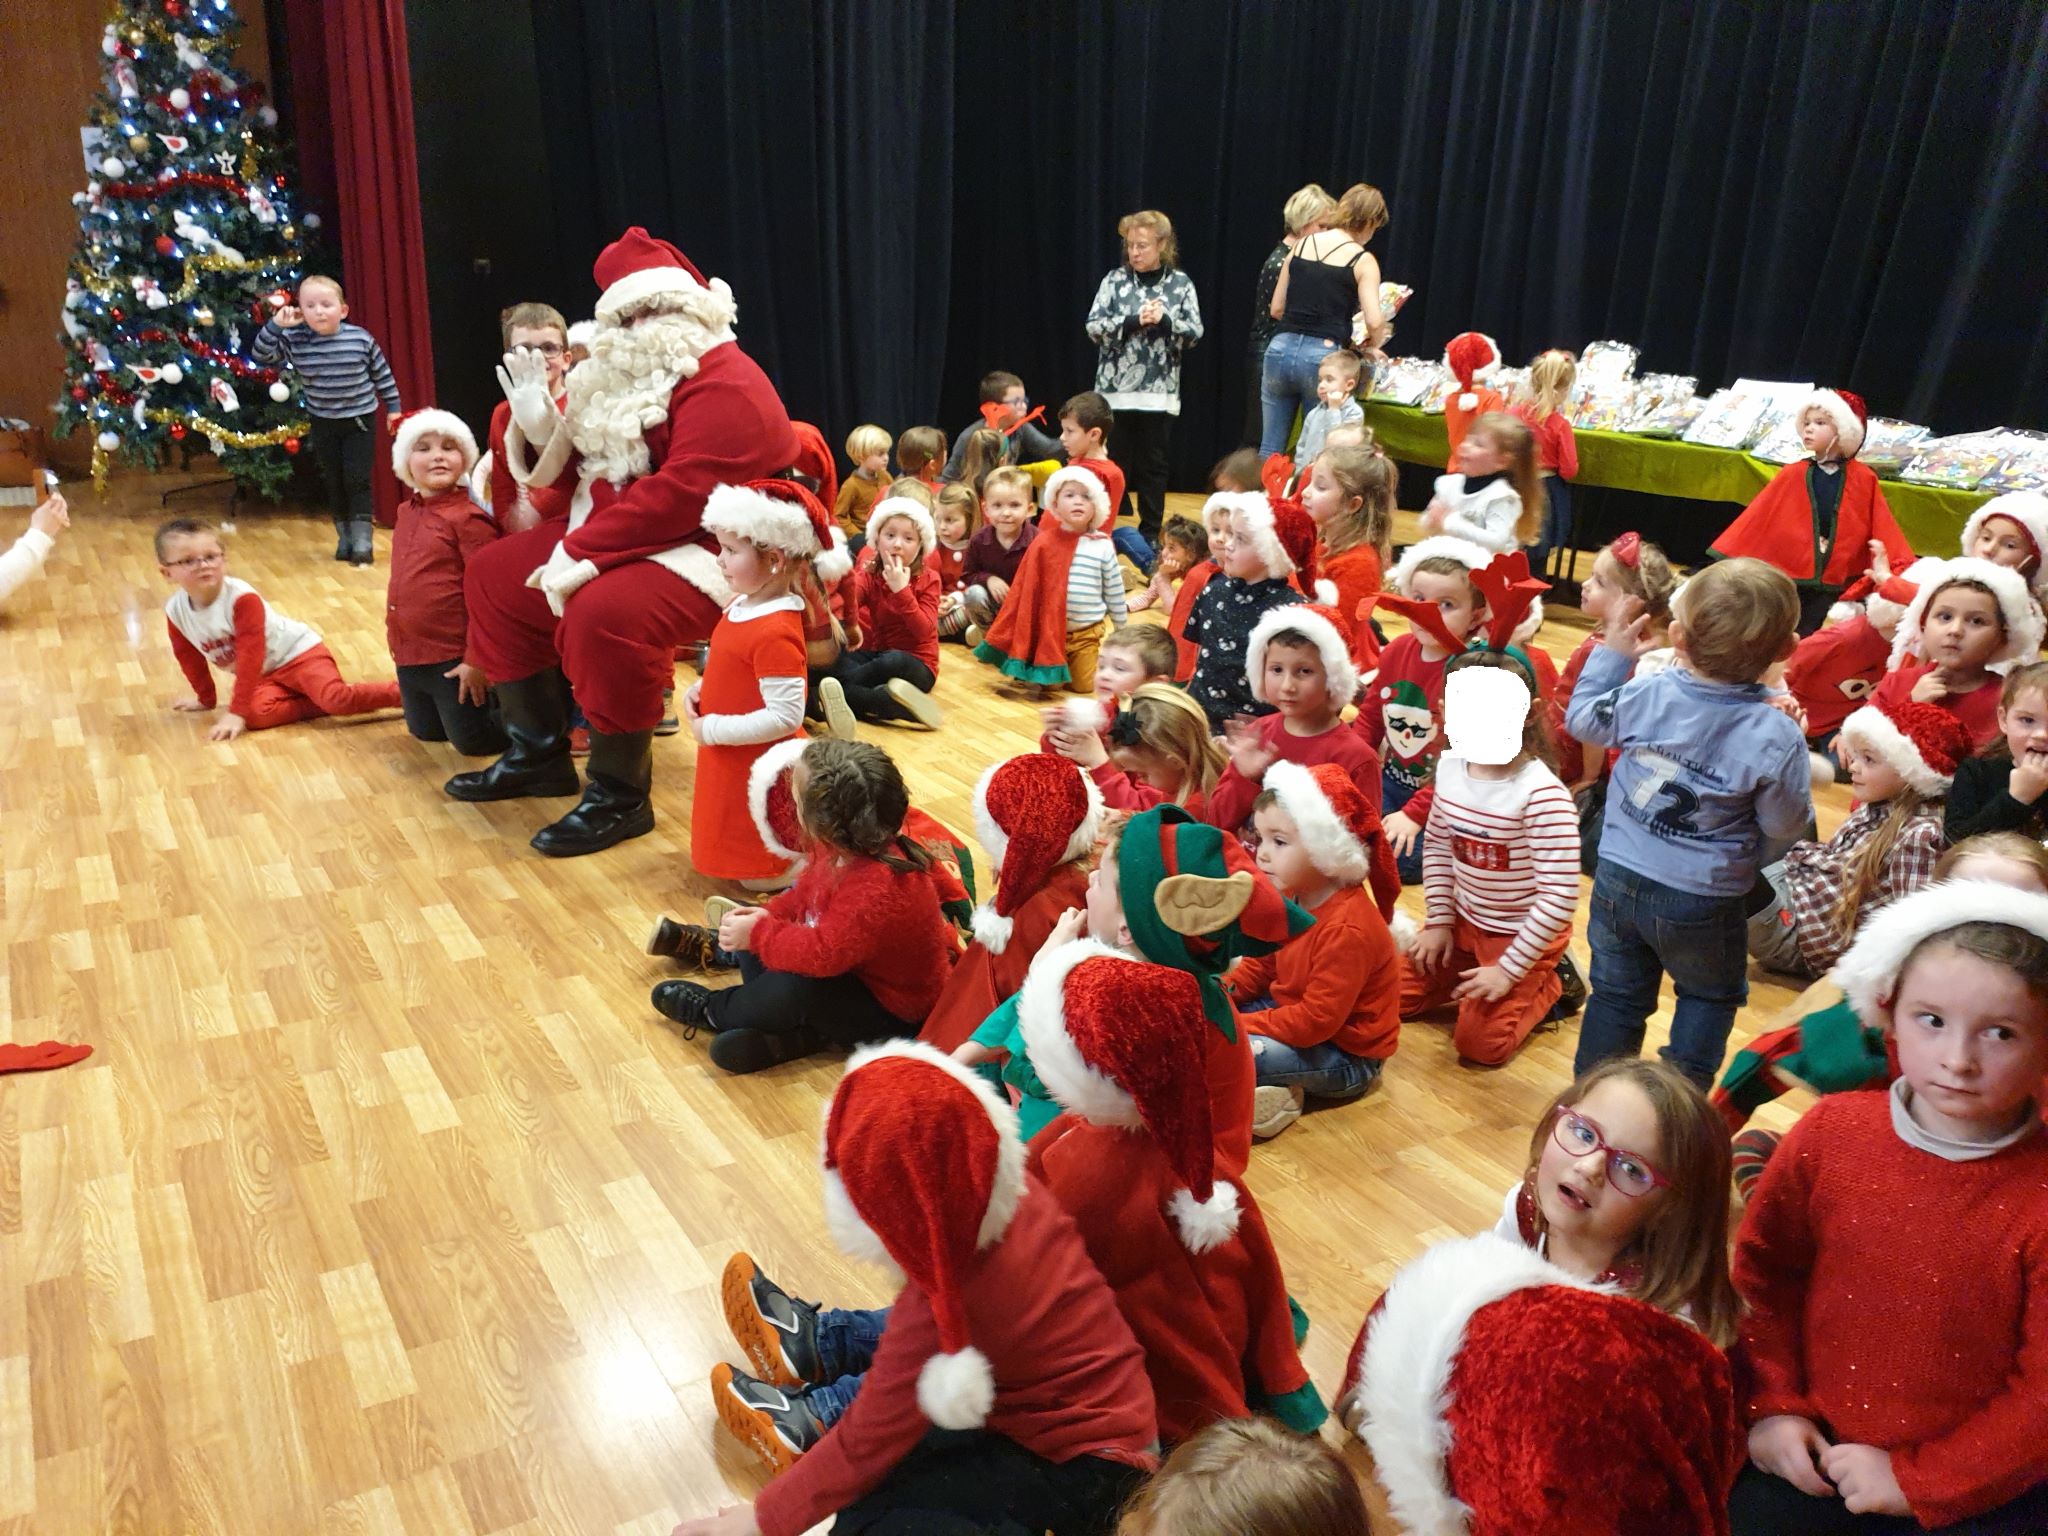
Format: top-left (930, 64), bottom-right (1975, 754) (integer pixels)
top-left (1113, 804), bottom-right (1313, 1041)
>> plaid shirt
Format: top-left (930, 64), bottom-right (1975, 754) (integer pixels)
top-left (1782, 800), bottom-right (1944, 973)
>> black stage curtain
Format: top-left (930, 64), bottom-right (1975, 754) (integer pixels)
top-left (409, 0), bottom-right (2048, 490)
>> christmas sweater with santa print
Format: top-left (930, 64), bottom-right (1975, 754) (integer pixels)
top-left (1784, 613), bottom-right (1889, 740)
top-left (749, 850), bottom-right (954, 1025)
top-left (1872, 663), bottom-right (2002, 752)
top-left (1353, 632), bottom-right (1447, 796)
top-left (166, 577), bottom-right (321, 715)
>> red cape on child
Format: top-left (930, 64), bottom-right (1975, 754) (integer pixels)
top-left (975, 523), bottom-right (1085, 685)
top-left (1709, 458), bottom-right (1913, 586)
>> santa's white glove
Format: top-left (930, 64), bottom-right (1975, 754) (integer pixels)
top-left (524, 541), bottom-right (600, 617)
top-left (496, 348), bottom-right (558, 443)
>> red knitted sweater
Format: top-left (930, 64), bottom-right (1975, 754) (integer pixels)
top-left (750, 851), bottom-right (953, 1024)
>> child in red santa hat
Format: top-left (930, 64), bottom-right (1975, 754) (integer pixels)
top-left (974, 465), bottom-right (1128, 696)
top-left (1018, 937), bottom-right (1325, 1441)
top-left (387, 408), bottom-right (507, 757)
top-left (1348, 1229), bottom-right (1743, 1536)
top-left (1869, 556), bottom-right (2044, 750)
top-left (811, 495), bottom-right (945, 729)
top-left (1420, 408), bottom-right (1543, 555)
top-left (1184, 491), bottom-right (1317, 728)
top-left (1709, 387), bottom-right (1916, 634)
top-left (1731, 882), bottom-right (2048, 1533)
top-left (1230, 761), bottom-right (1401, 1139)
top-left (691, 1040), bottom-right (1156, 1534)
top-left (1440, 329), bottom-right (1506, 457)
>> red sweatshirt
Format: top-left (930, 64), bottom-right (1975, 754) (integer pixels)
top-left (753, 1175), bottom-right (1158, 1536)
top-left (1785, 615), bottom-right (1889, 739)
top-left (1206, 713), bottom-right (1384, 834)
top-left (1225, 885), bottom-right (1400, 1059)
top-left (1318, 543), bottom-right (1384, 676)
top-left (1734, 1092), bottom-right (2048, 1528)
top-left (933, 540), bottom-right (969, 594)
top-left (488, 399), bottom-right (571, 526)
top-left (851, 558), bottom-right (942, 675)
top-left (1511, 403), bottom-right (1579, 479)
top-left (750, 852), bottom-right (954, 1023)
top-left (1872, 664), bottom-right (2002, 751)
top-left (387, 487), bottom-right (501, 665)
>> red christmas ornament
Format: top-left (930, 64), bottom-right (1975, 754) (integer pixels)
top-left (154, 235), bottom-right (176, 255)
top-left (111, 307), bottom-right (126, 321)
top-left (70, 386), bottom-right (88, 402)
top-left (165, 0), bottom-right (183, 14)
top-left (169, 422), bottom-right (187, 439)
top-left (283, 437), bottom-right (301, 455)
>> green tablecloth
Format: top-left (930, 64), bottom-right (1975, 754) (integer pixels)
top-left (1361, 401), bottom-right (1989, 556)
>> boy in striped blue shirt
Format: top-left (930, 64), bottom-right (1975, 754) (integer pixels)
top-left (252, 276), bottom-right (402, 566)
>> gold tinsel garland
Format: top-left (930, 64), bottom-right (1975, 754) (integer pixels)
top-left (73, 249), bottom-right (297, 305)
top-left (90, 408), bottom-right (310, 494)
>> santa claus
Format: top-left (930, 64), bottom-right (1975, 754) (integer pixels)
top-left (450, 227), bottom-right (798, 856)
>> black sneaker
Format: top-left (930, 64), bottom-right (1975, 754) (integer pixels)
top-left (651, 979), bottom-right (716, 1037)
top-left (1547, 951), bottom-right (1588, 1021)
top-left (709, 1026), bottom-right (820, 1074)
top-left (720, 1251), bottom-right (824, 1387)
top-left (710, 1362), bottom-right (822, 1474)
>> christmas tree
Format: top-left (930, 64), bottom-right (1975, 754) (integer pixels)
top-left (56, 0), bottom-right (320, 499)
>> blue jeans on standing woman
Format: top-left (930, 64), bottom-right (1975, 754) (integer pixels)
top-left (1573, 860), bottom-right (1749, 1090)
top-left (1259, 331), bottom-right (1341, 457)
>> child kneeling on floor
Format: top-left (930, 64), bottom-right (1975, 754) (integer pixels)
top-left (648, 739), bottom-right (953, 1073)
top-left (1230, 762), bottom-right (1402, 1139)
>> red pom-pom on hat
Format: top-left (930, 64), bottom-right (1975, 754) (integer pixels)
top-left (971, 755), bottom-right (1104, 953)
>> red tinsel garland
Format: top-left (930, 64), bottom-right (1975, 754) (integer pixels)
top-left (100, 172), bottom-right (243, 199)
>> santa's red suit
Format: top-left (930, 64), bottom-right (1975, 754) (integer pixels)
top-left (449, 228), bottom-right (798, 857)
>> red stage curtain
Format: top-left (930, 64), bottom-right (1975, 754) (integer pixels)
top-left (280, 0), bottom-right (434, 527)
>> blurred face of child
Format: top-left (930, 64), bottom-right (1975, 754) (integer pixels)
top-left (1205, 517), bottom-right (1237, 567)
top-left (1999, 687), bottom-right (2048, 759)
top-left (983, 483), bottom-right (1030, 538)
top-left (1579, 552), bottom-right (1623, 620)
top-left (297, 280), bottom-right (346, 336)
top-left (1921, 584), bottom-right (2003, 672)
top-left (1969, 514), bottom-right (2037, 574)
top-left (1534, 1077), bottom-right (1668, 1262)
top-left (508, 324), bottom-right (569, 393)
top-left (1052, 484), bottom-right (1098, 534)
top-left (1084, 844), bottom-right (1132, 948)
top-left (1409, 568), bottom-right (1484, 645)
top-left (1059, 414), bottom-right (1102, 462)
top-left (1948, 852), bottom-right (2048, 895)
top-left (1316, 362), bottom-right (1357, 409)
top-left (715, 531), bottom-right (786, 597)
top-left (407, 430), bottom-right (467, 495)
top-left (158, 530), bottom-right (228, 604)
top-left (1222, 512), bottom-right (1271, 580)
top-left (1890, 941), bottom-right (2048, 1141)
top-left (1798, 407), bottom-right (1840, 460)
top-left (1123, 225), bottom-right (1162, 273)
top-left (1841, 737), bottom-right (1906, 805)
top-left (874, 515), bottom-right (922, 566)
top-left (1251, 804), bottom-right (1322, 896)
top-left (1262, 641), bottom-right (1331, 723)
top-left (1454, 427), bottom-right (1509, 478)
top-left (936, 506), bottom-right (970, 546)
top-left (1300, 457), bottom-right (1362, 529)
top-left (1094, 642), bottom-right (1152, 705)
top-left (992, 383), bottom-right (1030, 430)
top-left (1110, 741), bottom-right (1176, 793)
top-left (860, 449), bottom-right (889, 479)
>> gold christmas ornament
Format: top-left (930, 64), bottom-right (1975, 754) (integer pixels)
top-left (127, 133), bottom-right (150, 152)
top-left (281, 225), bottom-right (296, 241)
top-left (146, 407), bottom-right (308, 449)
top-left (193, 304), bottom-right (215, 326)
top-left (127, 26), bottom-right (145, 45)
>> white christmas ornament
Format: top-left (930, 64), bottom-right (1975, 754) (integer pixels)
top-left (246, 185), bottom-right (278, 225)
top-left (169, 87), bottom-right (191, 110)
top-left (61, 280), bottom-right (86, 341)
top-left (257, 105), bottom-right (279, 128)
top-left (130, 274), bottom-right (170, 310)
top-left (159, 363), bottom-right (184, 384)
top-left (90, 341), bottom-right (116, 372)
top-left (267, 381), bottom-right (290, 403)
top-left (102, 32), bottom-right (119, 57)
top-left (97, 431), bottom-right (121, 451)
top-left (208, 436), bottom-right (224, 453)
top-left (127, 364), bottom-right (165, 385)
top-left (156, 134), bottom-right (189, 154)
top-left (210, 377), bottom-right (240, 413)
top-left (114, 59), bottom-right (139, 100)
top-left (302, 211), bottom-right (322, 230)
top-left (132, 393), bottom-right (151, 430)
top-left (101, 156), bottom-right (127, 178)
top-left (173, 34), bottom-right (208, 72)
top-left (211, 150), bottom-right (237, 175)
top-left (1443, 667), bottom-right (1533, 766)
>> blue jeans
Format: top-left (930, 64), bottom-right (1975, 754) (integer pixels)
top-left (1111, 525), bottom-right (1156, 575)
top-left (1259, 331), bottom-right (1340, 457)
top-left (1528, 476), bottom-right (1574, 583)
top-left (808, 1304), bottom-right (890, 1426)
top-left (1250, 1035), bottom-right (1382, 1100)
top-left (1574, 861), bottom-right (1749, 1089)
top-left (1384, 769), bottom-right (1427, 886)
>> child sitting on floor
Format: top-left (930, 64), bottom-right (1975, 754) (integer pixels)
top-left (932, 482), bottom-right (978, 639)
top-left (1116, 1418), bottom-right (1370, 1536)
top-left (1730, 884), bottom-right (2048, 1533)
top-left (386, 409), bottom-right (506, 757)
top-left (647, 739), bottom-right (952, 1074)
top-left (1419, 409), bottom-right (1542, 555)
top-left (1129, 514), bottom-right (1207, 615)
top-left (833, 423), bottom-right (891, 544)
top-left (1045, 681), bottom-right (1225, 817)
top-left (893, 425), bottom-right (947, 490)
top-left (1871, 557), bottom-right (2042, 749)
top-left (1184, 493), bottom-right (1315, 728)
top-left (159, 517), bottom-right (399, 740)
top-left (1302, 440), bottom-right (1395, 678)
top-left (1165, 491), bottom-right (1240, 683)
top-left (1037, 622), bottom-right (1178, 754)
top-left (813, 496), bottom-right (945, 730)
top-left (1946, 660), bottom-right (2048, 841)
top-left (1232, 762), bottom-right (1400, 1139)
top-left (959, 465), bottom-right (1036, 644)
top-left (974, 465), bottom-right (1127, 695)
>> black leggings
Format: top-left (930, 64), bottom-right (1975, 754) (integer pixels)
top-left (1109, 408), bottom-right (1173, 541)
top-left (1729, 1464), bottom-right (2048, 1535)
top-left (398, 661), bottom-right (507, 755)
top-left (308, 411), bottom-right (377, 527)
top-left (833, 1429), bottom-right (1142, 1536)
top-left (810, 650), bottom-right (935, 723)
top-left (704, 953), bottom-right (913, 1060)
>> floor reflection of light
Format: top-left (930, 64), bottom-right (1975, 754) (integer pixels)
top-left (586, 1340), bottom-right (683, 1426)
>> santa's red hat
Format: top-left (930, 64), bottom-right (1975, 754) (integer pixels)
top-left (1802, 388), bottom-right (1868, 458)
top-left (591, 225), bottom-right (734, 326)
top-left (703, 478), bottom-right (836, 563)
top-left (1887, 555), bottom-right (2046, 671)
top-left (866, 495), bottom-right (938, 560)
top-left (389, 408), bottom-right (479, 490)
top-left (821, 1040), bottom-right (1027, 1429)
top-left (1443, 332), bottom-right (1502, 411)
top-left (1358, 1232), bottom-right (1742, 1536)
top-left (1260, 760), bottom-right (1392, 891)
top-left (1236, 492), bottom-right (1320, 588)
top-left (1042, 464), bottom-right (1114, 530)
top-left (745, 737), bottom-right (812, 865)
top-left (1961, 491), bottom-right (2048, 589)
top-left (1836, 698), bottom-right (1972, 798)
top-left (1247, 600), bottom-right (1360, 707)
top-left (970, 754), bottom-right (1104, 953)
top-left (1017, 939), bottom-right (1240, 1252)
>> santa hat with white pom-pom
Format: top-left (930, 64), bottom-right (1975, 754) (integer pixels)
top-left (1017, 938), bottom-right (1243, 1253)
top-left (820, 1040), bottom-right (1027, 1430)
top-left (970, 754), bottom-right (1103, 954)
top-left (1443, 332), bottom-right (1503, 412)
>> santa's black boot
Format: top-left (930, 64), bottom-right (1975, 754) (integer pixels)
top-left (445, 670), bottom-right (581, 801)
top-left (530, 728), bottom-right (655, 857)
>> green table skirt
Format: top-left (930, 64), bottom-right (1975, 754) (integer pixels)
top-left (1362, 401), bottom-right (1989, 556)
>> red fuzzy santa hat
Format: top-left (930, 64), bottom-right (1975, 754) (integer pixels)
top-left (866, 495), bottom-right (938, 560)
top-left (745, 737), bottom-right (812, 865)
top-left (1260, 761), bottom-right (1386, 888)
top-left (1358, 1232), bottom-right (1742, 1536)
top-left (702, 478), bottom-right (836, 562)
top-left (1961, 491), bottom-right (2048, 590)
top-left (1801, 388), bottom-right (1867, 458)
top-left (820, 1040), bottom-right (1028, 1429)
top-left (1834, 880), bottom-right (2048, 1031)
top-left (389, 408), bottom-right (479, 490)
top-left (1016, 939), bottom-right (1240, 1253)
top-left (1042, 464), bottom-right (1114, 530)
top-left (1835, 698), bottom-right (1972, 798)
top-left (591, 225), bottom-right (734, 326)
top-left (1246, 600), bottom-right (1360, 707)
top-left (1236, 492), bottom-right (1320, 588)
top-left (1887, 555), bottom-right (2046, 671)
top-left (1443, 332), bottom-right (1502, 412)
top-left (970, 754), bottom-right (1104, 952)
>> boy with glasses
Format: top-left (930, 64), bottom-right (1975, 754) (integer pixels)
top-left (486, 303), bottom-right (575, 533)
top-left (942, 370), bottom-right (1066, 481)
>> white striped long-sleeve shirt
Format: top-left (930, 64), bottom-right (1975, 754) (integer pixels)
top-left (1065, 534), bottom-right (1129, 631)
top-left (1422, 755), bottom-right (1581, 979)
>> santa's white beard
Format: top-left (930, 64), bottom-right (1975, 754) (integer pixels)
top-left (567, 306), bottom-right (736, 486)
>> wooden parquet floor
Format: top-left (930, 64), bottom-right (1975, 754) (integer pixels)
top-left (0, 475), bottom-right (1839, 1533)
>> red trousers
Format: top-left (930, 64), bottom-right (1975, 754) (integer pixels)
top-left (1398, 916), bottom-right (1568, 1066)
top-left (463, 521), bottom-right (721, 733)
top-left (240, 644), bottom-right (401, 730)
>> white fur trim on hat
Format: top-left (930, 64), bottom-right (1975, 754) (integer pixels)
top-left (594, 265), bottom-right (736, 328)
top-left (918, 1345), bottom-right (996, 1431)
top-left (745, 736), bottom-right (810, 863)
top-left (1888, 556), bottom-right (2045, 671)
top-left (1836, 705), bottom-right (1953, 798)
top-left (1042, 465), bottom-right (1113, 530)
top-left (1391, 536), bottom-right (1493, 597)
top-left (1246, 603), bottom-right (1360, 709)
top-left (1201, 490), bottom-right (1263, 536)
top-left (1962, 492), bottom-right (2048, 593)
top-left (703, 482), bottom-right (824, 559)
top-left (565, 319), bottom-right (596, 349)
top-left (1261, 760), bottom-right (1370, 885)
top-left (1233, 497), bottom-right (1294, 580)
top-left (390, 408), bottom-right (479, 490)
top-left (1359, 1232), bottom-right (1606, 1534)
top-left (1835, 880), bottom-right (2048, 1031)
top-left (969, 760), bottom-right (1104, 954)
top-left (814, 526), bottom-right (853, 584)
top-left (1167, 1180), bottom-right (1242, 1256)
top-left (1016, 938), bottom-right (1145, 1130)
top-left (866, 496), bottom-right (937, 559)
top-left (1803, 389), bottom-right (1864, 458)
top-left (1863, 554), bottom-right (1944, 635)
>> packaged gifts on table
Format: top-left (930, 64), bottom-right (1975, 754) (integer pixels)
top-left (1683, 390), bottom-right (1773, 448)
top-left (1369, 356), bottom-right (1444, 407)
top-left (1858, 418), bottom-right (1933, 476)
top-left (1900, 431), bottom-right (2009, 489)
top-left (1977, 430), bottom-right (2048, 492)
top-left (1619, 374), bottom-right (1698, 434)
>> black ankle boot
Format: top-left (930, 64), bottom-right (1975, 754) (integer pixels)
top-left (445, 671), bottom-right (580, 801)
top-left (531, 728), bottom-right (655, 856)
top-left (334, 520), bottom-right (351, 562)
top-left (347, 518), bottom-right (375, 566)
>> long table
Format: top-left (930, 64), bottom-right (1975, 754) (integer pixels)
top-left (1361, 401), bottom-right (1990, 556)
